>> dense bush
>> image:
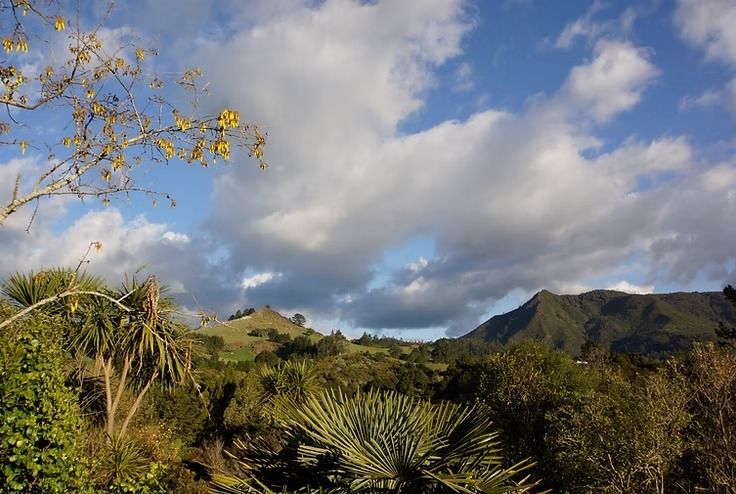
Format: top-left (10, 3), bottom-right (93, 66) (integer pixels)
top-left (0, 315), bottom-right (90, 493)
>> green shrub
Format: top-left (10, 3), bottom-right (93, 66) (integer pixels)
top-left (0, 315), bottom-right (91, 493)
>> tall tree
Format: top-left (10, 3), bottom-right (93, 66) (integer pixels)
top-left (290, 313), bottom-right (306, 327)
top-left (0, 0), bottom-right (266, 226)
top-left (76, 275), bottom-right (199, 439)
top-left (716, 285), bottom-right (736, 344)
top-left (2, 270), bottom-right (199, 440)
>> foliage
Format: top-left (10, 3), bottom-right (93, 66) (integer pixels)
top-left (404, 345), bottom-right (430, 364)
top-left (716, 285), bottom-right (736, 345)
top-left (198, 366), bottom-right (244, 440)
top-left (277, 334), bottom-right (317, 359)
top-left (254, 350), bottom-right (280, 366)
top-left (143, 384), bottom-right (209, 446)
top-left (93, 436), bottom-right (165, 494)
top-left (430, 338), bottom-right (501, 364)
top-left (2, 268), bottom-right (104, 317)
top-left (388, 343), bottom-right (403, 358)
top-left (223, 370), bottom-right (268, 434)
top-left (475, 340), bottom-right (603, 490)
top-left (465, 289), bottom-right (736, 357)
top-left (352, 332), bottom-right (407, 349)
top-left (547, 366), bottom-right (691, 493)
top-left (290, 313), bottom-right (307, 327)
top-left (228, 308), bottom-right (256, 321)
top-left (259, 359), bottom-right (321, 418)
top-left (198, 334), bottom-right (226, 355)
top-left (2, 268), bottom-right (201, 440)
top-left (436, 354), bottom-right (489, 402)
top-left (213, 389), bottom-right (536, 493)
top-left (315, 330), bottom-right (348, 357)
top-left (267, 328), bottom-right (291, 344)
top-left (677, 343), bottom-right (736, 492)
top-left (89, 421), bottom-right (198, 494)
top-left (76, 275), bottom-right (200, 439)
top-left (0, 0), bottom-right (266, 226)
top-left (0, 314), bottom-right (90, 493)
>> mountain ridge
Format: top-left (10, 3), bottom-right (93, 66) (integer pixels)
top-left (462, 289), bottom-right (736, 356)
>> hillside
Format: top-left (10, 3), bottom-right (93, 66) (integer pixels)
top-left (463, 289), bottom-right (736, 356)
top-left (199, 307), bottom-right (410, 361)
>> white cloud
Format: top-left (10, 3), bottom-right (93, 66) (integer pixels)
top-left (679, 88), bottom-right (723, 111)
top-left (3, 1), bottom-right (735, 337)
top-left (675, 0), bottom-right (736, 119)
top-left (403, 277), bottom-right (430, 295)
top-left (0, 157), bottom-right (70, 233)
top-left (452, 61), bottom-right (474, 92)
top-left (607, 281), bottom-right (655, 294)
top-left (562, 39), bottom-right (659, 122)
top-left (550, 1), bottom-right (649, 50)
top-left (553, 0), bottom-right (609, 49)
top-left (162, 231), bottom-right (191, 245)
top-left (0, 207), bottom-right (239, 322)
top-left (675, 0), bottom-right (736, 67)
top-left (241, 272), bottom-right (282, 290)
top-left (180, 1), bottom-right (732, 334)
top-left (407, 257), bottom-right (429, 272)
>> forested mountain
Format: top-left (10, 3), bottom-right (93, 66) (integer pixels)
top-left (463, 289), bottom-right (736, 356)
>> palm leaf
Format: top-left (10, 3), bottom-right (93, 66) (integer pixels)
top-left (218, 388), bottom-right (538, 493)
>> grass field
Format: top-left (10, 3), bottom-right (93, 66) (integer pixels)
top-left (220, 347), bottom-right (255, 362)
top-left (199, 307), bottom-right (417, 362)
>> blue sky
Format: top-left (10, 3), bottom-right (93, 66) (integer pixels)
top-left (1, 0), bottom-right (735, 339)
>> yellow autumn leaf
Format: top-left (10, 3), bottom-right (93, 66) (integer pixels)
top-left (54, 17), bottom-right (65, 31)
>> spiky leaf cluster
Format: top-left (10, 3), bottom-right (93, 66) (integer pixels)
top-left (213, 389), bottom-right (536, 494)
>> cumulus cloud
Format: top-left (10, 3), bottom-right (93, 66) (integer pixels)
top-left (553, 0), bottom-right (610, 49)
top-left (162, 231), bottom-right (192, 245)
top-left (675, 0), bottom-right (736, 118)
top-left (607, 281), bottom-right (655, 294)
top-left (0, 206), bottom-right (248, 322)
top-left (678, 88), bottom-right (723, 111)
top-left (550, 1), bottom-right (652, 50)
top-left (241, 272), bottom-right (282, 290)
top-left (675, 0), bottom-right (736, 67)
top-left (180, 0), bottom-right (731, 335)
top-left (3, 0), bottom-right (735, 339)
top-left (561, 39), bottom-right (659, 122)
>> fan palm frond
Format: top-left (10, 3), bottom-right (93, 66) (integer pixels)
top-left (214, 389), bottom-right (537, 493)
top-left (2, 268), bottom-right (104, 313)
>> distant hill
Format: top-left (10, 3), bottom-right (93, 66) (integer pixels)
top-left (462, 289), bottom-right (736, 356)
top-left (199, 307), bottom-right (411, 362)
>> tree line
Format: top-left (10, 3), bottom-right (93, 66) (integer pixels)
top-left (2, 267), bottom-right (736, 492)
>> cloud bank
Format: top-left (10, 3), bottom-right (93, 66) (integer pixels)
top-left (1, 0), bottom-right (734, 337)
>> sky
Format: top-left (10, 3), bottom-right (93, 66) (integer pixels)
top-left (1, 0), bottom-right (735, 340)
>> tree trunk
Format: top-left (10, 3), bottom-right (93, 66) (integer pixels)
top-left (101, 357), bottom-right (115, 438)
top-left (118, 371), bottom-right (158, 439)
top-left (109, 356), bottom-right (131, 432)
